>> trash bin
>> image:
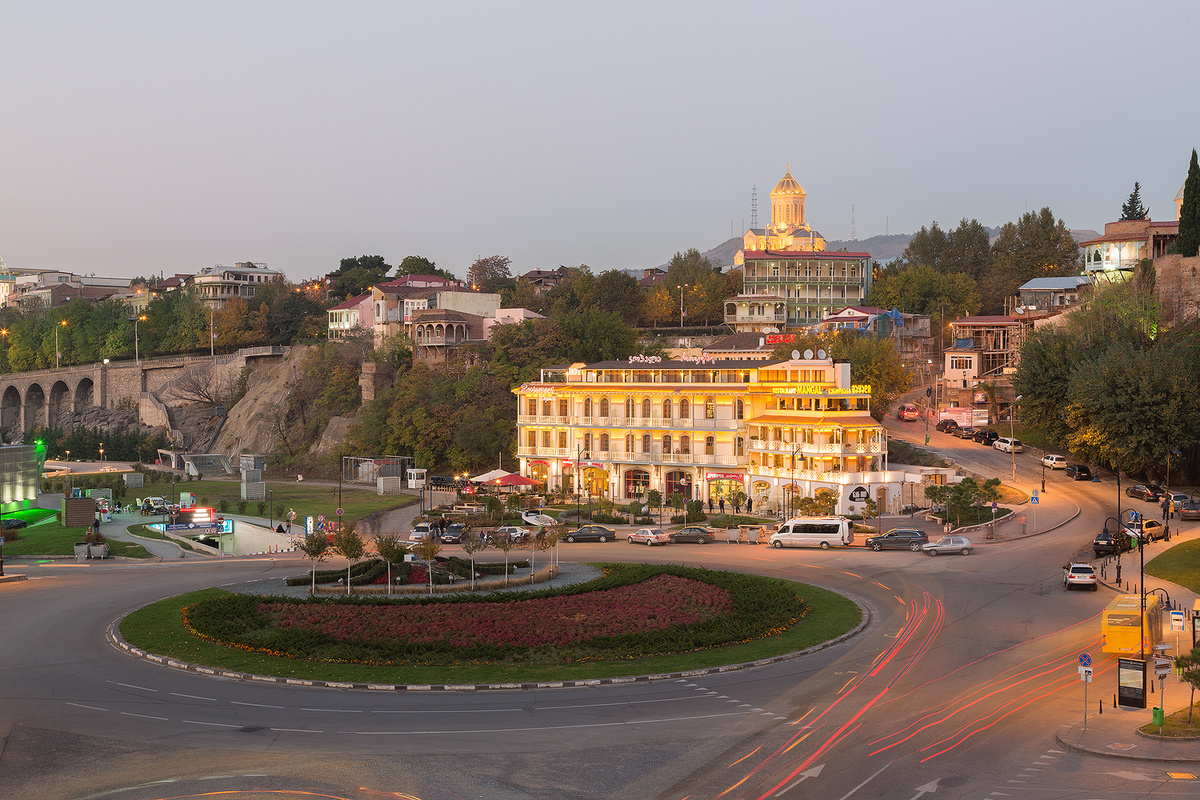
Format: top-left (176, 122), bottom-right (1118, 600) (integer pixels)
top-left (74, 543), bottom-right (89, 562)
top-left (1153, 706), bottom-right (1164, 726)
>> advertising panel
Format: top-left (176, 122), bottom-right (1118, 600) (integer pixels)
top-left (1117, 657), bottom-right (1147, 708)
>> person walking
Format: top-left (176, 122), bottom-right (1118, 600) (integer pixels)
top-left (1161, 495), bottom-right (1169, 522)
top-left (747, 497), bottom-right (753, 515)
top-left (708, 497), bottom-right (714, 514)
top-left (719, 497), bottom-right (725, 515)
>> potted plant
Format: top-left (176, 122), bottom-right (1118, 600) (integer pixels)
top-left (84, 527), bottom-right (109, 559)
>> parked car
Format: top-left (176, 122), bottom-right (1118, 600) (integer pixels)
top-left (1093, 528), bottom-right (1133, 557)
top-left (1179, 499), bottom-right (1200, 521)
top-left (670, 525), bottom-right (717, 544)
top-left (897, 404), bottom-right (920, 421)
top-left (563, 524), bottom-right (616, 543)
top-left (935, 418), bottom-right (960, 433)
top-left (1125, 484), bottom-right (1162, 502)
top-left (864, 528), bottom-right (928, 551)
top-left (492, 525), bottom-right (531, 544)
top-left (1063, 562), bottom-right (1098, 591)
top-left (993, 437), bottom-right (1023, 453)
top-left (410, 522), bottom-right (435, 542)
top-left (440, 523), bottom-right (465, 544)
top-left (628, 527), bottom-right (671, 546)
top-left (954, 426), bottom-right (977, 439)
top-left (1123, 518), bottom-right (1167, 544)
top-left (1041, 454), bottom-right (1068, 470)
top-left (1166, 491), bottom-right (1189, 512)
top-left (1065, 464), bottom-right (1092, 481)
top-left (972, 429), bottom-right (1000, 446)
top-left (922, 535), bottom-right (974, 556)
top-left (1, 518), bottom-right (28, 530)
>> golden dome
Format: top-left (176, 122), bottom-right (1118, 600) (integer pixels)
top-left (771, 164), bottom-right (806, 197)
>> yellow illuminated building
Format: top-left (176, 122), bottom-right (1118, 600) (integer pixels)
top-left (735, 165), bottom-right (828, 266)
top-left (514, 354), bottom-right (926, 515)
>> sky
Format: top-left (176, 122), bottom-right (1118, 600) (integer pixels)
top-left (2, 1), bottom-right (1198, 283)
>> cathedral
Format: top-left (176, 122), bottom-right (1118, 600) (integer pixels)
top-left (734, 166), bottom-right (827, 266)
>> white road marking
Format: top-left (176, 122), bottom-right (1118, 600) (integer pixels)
top-left (535, 695), bottom-right (706, 710)
top-left (110, 681), bottom-right (158, 692)
top-left (300, 708), bottom-right (362, 713)
top-left (66, 702), bottom-right (107, 712)
top-left (231, 701), bottom-right (284, 709)
top-left (182, 720), bottom-right (242, 728)
top-left (270, 728), bottom-right (324, 733)
top-left (121, 712), bottom-right (168, 720)
top-left (170, 692), bottom-right (217, 701)
top-left (373, 708), bottom-right (522, 714)
top-left (345, 710), bottom-right (754, 735)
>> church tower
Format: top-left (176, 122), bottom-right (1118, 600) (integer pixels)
top-left (770, 165), bottom-right (808, 231)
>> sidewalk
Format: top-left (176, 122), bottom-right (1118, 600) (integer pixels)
top-left (1056, 697), bottom-right (1200, 763)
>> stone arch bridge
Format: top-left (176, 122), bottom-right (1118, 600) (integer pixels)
top-left (0, 347), bottom-right (288, 440)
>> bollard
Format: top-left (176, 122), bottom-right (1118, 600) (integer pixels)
top-left (1113, 694), bottom-right (1117, 709)
top-left (1099, 701), bottom-right (1103, 715)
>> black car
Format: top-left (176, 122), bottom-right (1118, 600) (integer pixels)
top-left (440, 523), bottom-right (465, 544)
top-left (1066, 464), bottom-right (1092, 481)
top-left (1125, 484), bottom-right (1161, 502)
top-left (670, 526), bottom-right (716, 544)
top-left (864, 528), bottom-right (929, 551)
top-left (563, 524), bottom-right (616, 543)
top-left (972, 429), bottom-right (999, 446)
top-left (1093, 528), bottom-right (1133, 557)
top-left (935, 419), bottom-right (959, 433)
top-left (954, 426), bottom-right (977, 439)
top-left (1, 518), bottom-right (28, 530)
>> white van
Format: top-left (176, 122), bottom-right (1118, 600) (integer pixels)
top-left (768, 517), bottom-right (854, 550)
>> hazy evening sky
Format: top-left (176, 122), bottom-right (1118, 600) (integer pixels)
top-left (2, 0), bottom-right (1197, 283)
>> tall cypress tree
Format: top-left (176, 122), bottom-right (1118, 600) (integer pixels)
top-left (1178, 149), bottom-right (1200, 258)
top-left (1119, 182), bottom-right (1148, 220)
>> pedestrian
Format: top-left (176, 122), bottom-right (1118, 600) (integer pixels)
top-left (1161, 496), bottom-right (1169, 521)
top-left (708, 497), bottom-right (714, 514)
top-left (747, 497), bottom-right (753, 514)
top-left (1170, 497), bottom-right (1176, 520)
top-left (719, 498), bottom-right (725, 515)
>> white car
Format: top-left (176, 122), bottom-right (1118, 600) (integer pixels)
top-left (1041, 454), bottom-right (1068, 469)
top-left (627, 527), bottom-right (671, 546)
top-left (521, 511), bottom-right (557, 527)
top-left (922, 535), bottom-right (974, 556)
top-left (993, 437), bottom-right (1023, 453)
top-left (1063, 562), bottom-right (1098, 591)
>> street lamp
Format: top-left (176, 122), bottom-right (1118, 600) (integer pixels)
top-left (132, 315), bottom-right (147, 363)
top-left (269, 487), bottom-right (275, 530)
top-left (788, 444), bottom-right (800, 519)
top-left (98, 442), bottom-right (104, 462)
top-left (55, 319), bottom-right (67, 368)
top-left (575, 446), bottom-right (589, 528)
top-left (1007, 395), bottom-right (1023, 483)
top-left (678, 283), bottom-right (689, 327)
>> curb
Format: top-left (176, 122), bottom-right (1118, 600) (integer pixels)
top-left (106, 599), bottom-right (872, 692)
top-left (1055, 724), bottom-right (1200, 764)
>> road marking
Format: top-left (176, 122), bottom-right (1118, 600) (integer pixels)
top-left (270, 728), bottom-right (324, 733)
top-left (300, 708), bottom-right (363, 713)
top-left (834, 762), bottom-right (890, 800)
top-left (121, 712), bottom-right (168, 720)
top-left (110, 681), bottom-right (158, 692)
top-left (535, 695), bottom-right (706, 710)
top-left (345, 710), bottom-right (755, 735)
top-left (373, 708), bottom-right (522, 714)
top-left (66, 702), bottom-right (107, 712)
top-left (774, 763), bottom-right (825, 796)
top-left (170, 692), bottom-right (217, 701)
top-left (231, 701), bottom-right (284, 709)
top-left (182, 720), bottom-right (242, 728)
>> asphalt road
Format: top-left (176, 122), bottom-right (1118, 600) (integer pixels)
top-left (3, 441), bottom-right (1199, 799)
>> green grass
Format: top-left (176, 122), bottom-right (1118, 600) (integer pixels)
top-left (1139, 704), bottom-right (1200, 738)
top-left (2, 522), bottom-right (92, 556)
top-left (128, 524), bottom-right (196, 551)
top-left (119, 574), bottom-right (862, 684)
top-left (108, 540), bottom-right (153, 558)
top-left (143, 479), bottom-right (418, 527)
top-left (1145, 539), bottom-right (1200, 593)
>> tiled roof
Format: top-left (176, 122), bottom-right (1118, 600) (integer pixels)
top-left (741, 250), bottom-right (870, 260)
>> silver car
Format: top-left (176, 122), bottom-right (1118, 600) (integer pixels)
top-left (922, 535), bottom-right (974, 556)
top-left (627, 527), bottom-right (671, 546)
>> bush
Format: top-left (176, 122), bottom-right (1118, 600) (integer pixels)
top-left (685, 500), bottom-right (706, 523)
top-left (219, 499), bottom-right (230, 513)
top-left (589, 512), bottom-right (627, 525)
top-left (256, 501), bottom-right (267, 516)
top-left (236, 500), bottom-right (248, 514)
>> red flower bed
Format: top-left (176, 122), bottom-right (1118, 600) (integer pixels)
top-left (258, 574), bottom-right (732, 648)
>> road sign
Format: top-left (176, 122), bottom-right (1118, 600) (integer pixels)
top-left (216, 516), bottom-right (225, 525)
top-left (1032, 489), bottom-right (1038, 497)
top-left (1031, 496), bottom-right (1039, 505)
top-left (1154, 643), bottom-right (1172, 651)
top-left (1079, 653), bottom-right (1092, 667)
top-left (1172, 611), bottom-right (1186, 631)
top-left (336, 508), bottom-right (344, 516)
top-left (992, 502), bottom-right (998, 509)
top-left (1079, 666), bottom-right (1093, 682)
top-left (0, 537), bottom-right (4, 546)
top-left (318, 514), bottom-right (326, 522)
top-left (1155, 658), bottom-right (1173, 677)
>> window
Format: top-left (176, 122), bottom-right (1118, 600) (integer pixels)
top-left (600, 398), bottom-right (609, 417)
top-left (680, 435), bottom-right (690, 454)
top-left (624, 469), bottom-right (650, 497)
top-left (662, 435), bottom-right (672, 453)
top-left (600, 433), bottom-right (609, 451)
top-left (584, 433), bottom-right (592, 452)
top-left (558, 399), bottom-right (568, 417)
top-left (527, 399), bottom-right (537, 416)
top-left (584, 398), bottom-right (592, 417)
top-left (625, 398), bottom-right (634, 418)
top-left (705, 397), bottom-right (715, 419)
top-left (642, 398), bottom-right (651, 418)
top-left (625, 433), bottom-right (634, 453)
top-left (527, 430), bottom-right (536, 448)
top-left (662, 399), bottom-right (672, 419)
top-left (735, 436), bottom-right (745, 456)
top-left (558, 432), bottom-right (567, 449)
top-left (705, 436), bottom-right (715, 455)
top-left (543, 400), bottom-right (553, 417)
top-left (543, 430), bottom-right (551, 447)
top-left (680, 398), bottom-right (689, 418)
top-left (736, 398), bottom-right (744, 419)
top-left (642, 434), bottom-right (651, 453)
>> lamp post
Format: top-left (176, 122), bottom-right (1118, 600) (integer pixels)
top-left (55, 319), bottom-right (67, 368)
top-left (269, 487), bottom-right (275, 531)
top-left (575, 446), bottom-right (589, 529)
top-left (98, 442), bottom-right (104, 462)
top-left (132, 315), bottom-right (147, 363)
top-left (788, 444), bottom-right (800, 519)
top-left (678, 283), bottom-right (689, 327)
top-left (1007, 395), bottom-right (1023, 483)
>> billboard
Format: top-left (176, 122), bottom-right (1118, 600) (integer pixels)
top-left (1117, 657), bottom-right (1146, 708)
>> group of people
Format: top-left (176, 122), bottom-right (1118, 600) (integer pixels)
top-left (706, 496), bottom-right (753, 516)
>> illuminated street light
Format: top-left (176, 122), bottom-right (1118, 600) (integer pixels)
top-left (55, 319), bottom-right (67, 368)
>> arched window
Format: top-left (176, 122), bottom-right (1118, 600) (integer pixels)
top-left (543, 400), bottom-right (553, 417)
top-left (705, 397), bottom-right (716, 419)
top-left (625, 433), bottom-right (634, 453)
top-left (735, 436), bottom-right (745, 456)
top-left (680, 398), bottom-right (690, 418)
top-left (736, 398), bottom-right (744, 419)
top-left (625, 398), bottom-right (634, 418)
top-left (641, 398), bottom-right (651, 418)
top-left (624, 468), bottom-right (650, 497)
top-left (584, 398), bottom-right (592, 418)
top-left (705, 436), bottom-right (715, 455)
top-left (662, 434), bottom-right (672, 453)
top-left (662, 399), bottom-right (672, 419)
top-left (600, 433), bottom-right (609, 451)
top-left (642, 434), bottom-right (651, 453)
top-left (600, 398), bottom-right (609, 417)
top-left (680, 435), bottom-right (690, 454)
top-left (584, 433), bottom-right (592, 452)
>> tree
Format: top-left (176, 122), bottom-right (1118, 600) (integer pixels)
top-left (332, 523), bottom-right (366, 596)
top-left (459, 528), bottom-right (488, 589)
top-left (329, 255), bottom-right (391, 300)
top-left (1178, 149), bottom-right (1200, 258)
top-left (373, 533), bottom-right (409, 596)
top-left (1120, 181), bottom-right (1149, 221)
top-left (559, 309), bottom-right (639, 362)
top-left (397, 255), bottom-right (456, 282)
top-left (984, 208), bottom-right (1080, 314)
top-left (294, 531), bottom-right (329, 595)
top-left (491, 528), bottom-right (514, 587)
top-left (864, 263), bottom-right (980, 320)
top-left (468, 255), bottom-right (512, 288)
top-left (411, 535), bottom-right (442, 594)
top-left (641, 283), bottom-right (676, 328)
top-left (1174, 646), bottom-right (1200, 722)
top-left (594, 270), bottom-right (644, 324)
top-left (663, 249), bottom-right (725, 325)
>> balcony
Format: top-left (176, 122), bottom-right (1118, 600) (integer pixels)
top-left (749, 439), bottom-right (883, 455)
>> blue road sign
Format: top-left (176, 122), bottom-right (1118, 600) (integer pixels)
top-left (1079, 653), bottom-right (1092, 667)
top-left (1031, 496), bottom-right (1039, 505)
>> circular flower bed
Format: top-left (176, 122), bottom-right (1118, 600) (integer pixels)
top-left (183, 564), bottom-right (807, 666)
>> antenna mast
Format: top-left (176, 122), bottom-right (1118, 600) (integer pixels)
top-left (850, 204), bottom-right (857, 241)
top-left (751, 185), bottom-right (758, 230)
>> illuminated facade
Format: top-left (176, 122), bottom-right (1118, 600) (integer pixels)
top-left (514, 355), bottom-right (923, 516)
top-left (735, 166), bottom-right (828, 265)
